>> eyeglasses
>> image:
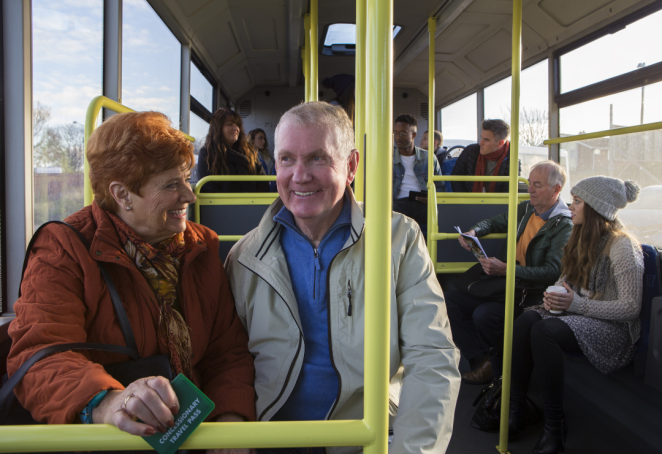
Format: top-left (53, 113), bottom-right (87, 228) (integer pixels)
top-left (393, 131), bottom-right (412, 138)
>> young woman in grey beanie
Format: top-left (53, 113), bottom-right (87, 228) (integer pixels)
top-left (507, 176), bottom-right (644, 454)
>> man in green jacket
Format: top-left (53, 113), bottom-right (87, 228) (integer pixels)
top-left (226, 102), bottom-right (461, 454)
top-left (447, 161), bottom-right (573, 384)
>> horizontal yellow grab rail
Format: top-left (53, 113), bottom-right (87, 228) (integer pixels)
top-left (431, 233), bottom-right (507, 241)
top-left (435, 262), bottom-right (477, 274)
top-left (543, 121), bottom-right (662, 145)
top-left (0, 420), bottom-right (374, 453)
top-left (218, 235), bottom-right (244, 242)
top-left (431, 176), bottom-right (529, 183)
top-left (84, 96), bottom-right (195, 206)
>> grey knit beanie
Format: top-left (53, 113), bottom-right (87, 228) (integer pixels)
top-left (571, 176), bottom-right (640, 221)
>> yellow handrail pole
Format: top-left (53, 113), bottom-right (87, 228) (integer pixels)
top-left (310, 0), bottom-right (319, 102)
top-left (543, 120), bottom-right (662, 145)
top-left (304, 14), bottom-right (311, 102)
top-left (364, 0), bottom-right (393, 452)
top-left (427, 16), bottom-right (436, 263)
top-left (83, 96), bottom-right (194, 206)
top-left (498, 0), bottom-right (522, 452)
top-left (354, 0), bottom-right (367, 201)
top-left (301, 46), bottom-right (308, 102)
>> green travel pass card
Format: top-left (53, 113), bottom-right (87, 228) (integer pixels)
top-left (142, 373), bottom-right (215, 454)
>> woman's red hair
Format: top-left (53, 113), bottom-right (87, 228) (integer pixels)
top-left (87, 111), bottom-right (194, 211)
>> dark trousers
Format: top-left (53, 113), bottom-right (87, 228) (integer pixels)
top-left (393, 198), bottom-right (428, 236)
top-left (511, 311), bottom-right (581, 420)
top-left (445, 289), bottom-right (523, 377)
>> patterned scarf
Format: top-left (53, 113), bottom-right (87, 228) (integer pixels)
top-left (107, 212), bottom-right (193, 378)
top-left (473, 140), bottom-right (510, 193)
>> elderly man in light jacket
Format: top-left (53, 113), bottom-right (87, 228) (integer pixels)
top-left (225, 101), bottom-right (461, 454)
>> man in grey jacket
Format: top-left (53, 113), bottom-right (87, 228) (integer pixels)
top-left (225, 102), bottom-right (460, 454)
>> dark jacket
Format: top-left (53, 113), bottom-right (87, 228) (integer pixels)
top-left (450, 143), bottom-right (521, 193)
top-left (8, 203), bottom-right (256, 424)
top-left (197, 145), bottom-right (270, 193)
top-left (471, 199), bottom-right (573, 286)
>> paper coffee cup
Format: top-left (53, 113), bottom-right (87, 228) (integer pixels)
top-left (546, 285), bottom-right (567, 314)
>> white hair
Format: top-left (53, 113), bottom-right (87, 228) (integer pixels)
top-left (274, 101), bottom-right (355, 160)
top-left (531, 160), bottom-right (566, 189)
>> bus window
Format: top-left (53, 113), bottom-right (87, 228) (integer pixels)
top-left (32, 1), bottom-right (103, 230)
top-left (440, 93), bottom-right (477, 148)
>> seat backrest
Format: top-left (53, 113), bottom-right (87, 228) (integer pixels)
top-left (637, 244), bottom-right (662, 353)
top-left (441, 157), bottom-right (457, 192)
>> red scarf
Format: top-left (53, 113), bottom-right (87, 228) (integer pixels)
top-left (473, 140), bottom-right (510, 193)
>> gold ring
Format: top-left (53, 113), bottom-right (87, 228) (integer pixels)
top-left (122, 395), bottom-right (134, 410)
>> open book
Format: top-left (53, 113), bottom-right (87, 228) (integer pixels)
top-left (455, 226), bottom-right (488, 260)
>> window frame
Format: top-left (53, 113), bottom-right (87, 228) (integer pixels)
top-left (190, 51), bottom-right (225, 120)
top-left (553, 2), bottom-right (662, 109)
top-left (0, 3), bottom-right (6, 314)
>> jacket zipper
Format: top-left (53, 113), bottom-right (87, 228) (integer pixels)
top-left (347, 280), bottom-right (353, 316)
top-left (241, 263), bottom-right (304, 421)
top-left (313, 247), bottom-right (319, 300)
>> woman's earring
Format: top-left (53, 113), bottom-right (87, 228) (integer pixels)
top-left (126, 205), bottom-right (132, 211)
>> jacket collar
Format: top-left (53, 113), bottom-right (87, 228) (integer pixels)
top-left (242, 187), bottom-right (364, 264)
top-left (393, 146), bottom-right (427, 165)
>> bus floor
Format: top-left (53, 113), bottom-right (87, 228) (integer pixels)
top-left (446, 355), bottom-right (644, 454)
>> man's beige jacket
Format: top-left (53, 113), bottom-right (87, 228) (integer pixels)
top-left (225, 189), bottom-right (461, 453)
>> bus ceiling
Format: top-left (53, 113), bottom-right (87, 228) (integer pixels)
top-left (147, 0), bottom-right (659, 104)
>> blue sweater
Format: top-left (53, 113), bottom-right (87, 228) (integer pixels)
top-left (271, 195), bottom-right (352, 421)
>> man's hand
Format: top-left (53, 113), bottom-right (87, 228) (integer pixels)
top-left (92, 376), bottom-right (179, 436)
top-left (415, 196), bottom-right (428, 204)
top-left (458, 229), bottom-right (477, 251)
top-left (207, 413), bottom-right (255, 454)
top-left (543, 282), bottom-right (574, 312)
top-left (478, 257), bottom-right (507, 276)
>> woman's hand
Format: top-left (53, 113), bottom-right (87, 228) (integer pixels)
top-left (92, 376), bottom-right (179, 436)
top-left (543, 282), bottom-right (574, 312)
top-left (206, 412), bottom-right (255, 454)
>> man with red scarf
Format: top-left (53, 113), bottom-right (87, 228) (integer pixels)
top-left (450, 119), bottom-right (521, 193)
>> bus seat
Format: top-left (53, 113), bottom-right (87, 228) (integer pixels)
top-left (645, 296), bottom-right (662, 393)
top-left (0, 318), bottom-right (12, 378)
top-left (200, 204), bottom-right (271, 262)
top-left (635, 245), bottom-right (662, 374)
top-left (436, 203), bottom-right (508, 264)
top-left (441, 157), bottom-right (457, 192)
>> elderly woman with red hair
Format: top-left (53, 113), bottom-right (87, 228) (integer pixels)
top-left (7, 111), bottom-right (255, 453)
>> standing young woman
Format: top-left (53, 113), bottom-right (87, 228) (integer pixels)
top-left (508, 176), bottom-right (643, 454)
top-left (198, 108), bottom-right (270, 193)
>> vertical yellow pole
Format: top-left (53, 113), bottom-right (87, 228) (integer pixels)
top-left (427, 17), bottom-right (436, 263)
top-left (304, 14), bottom-right (311, 102)
top-left (364, 0), bottom-right (392, 452)
top-left (310, 0), bottom-right (319, 102)
top-left (354, 0), bottom-right (366, 201)
top-left (302, 46), bottom-right (309, 102)
top-left (498, 0), bottom-right (522, 452)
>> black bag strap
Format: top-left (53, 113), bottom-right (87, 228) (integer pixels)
top-left (0, 342), bottom-right (139, 422)
top-left (18, 221), bottom-right (137, 352)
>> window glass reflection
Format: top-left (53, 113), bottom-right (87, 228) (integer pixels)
top-left (441, 93), bottom-right (477, 148)
top-left (32, 0), bottom-right (103, 229)
top-left (191, 63), bottom-right (213, 113)
top-left (561, 130), bottom-right (662, 248)
top-left (560, 10), bottom-right (662, 93)
top-left (122, 0), bottom-right (181, 126)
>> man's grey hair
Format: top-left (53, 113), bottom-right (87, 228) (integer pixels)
top-left (481, 119), bottom-right (510, 142)
top-left (274, 101), bottom-right (355, 160)
top-left (531, 160), bottom-right (567, 189)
